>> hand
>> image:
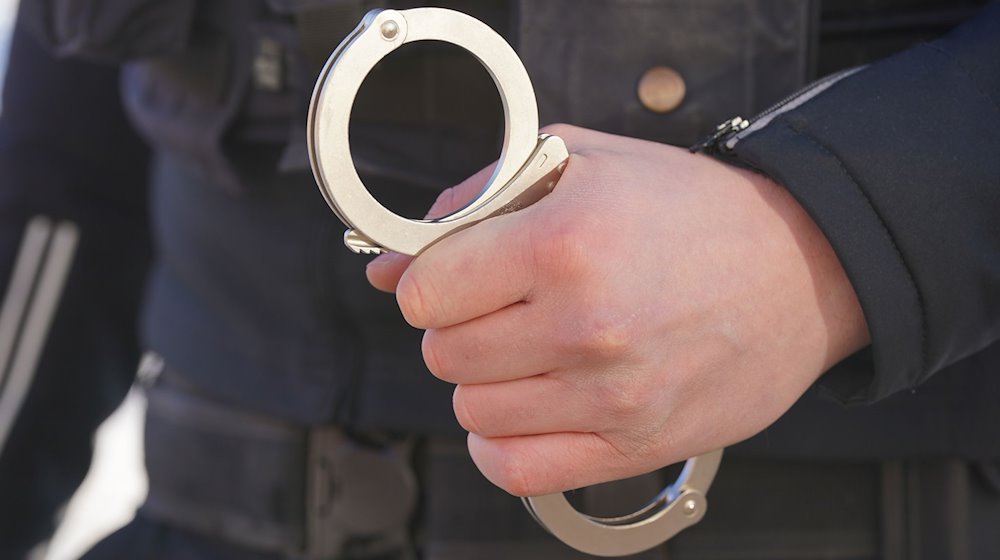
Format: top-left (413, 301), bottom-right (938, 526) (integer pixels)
top-left (368, 125), bottom-right (870, 497)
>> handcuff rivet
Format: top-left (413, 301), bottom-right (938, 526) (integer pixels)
top-left (682, 499), bottom-right (698, 516)
top-left (380, 20), bottom-right (399, 40)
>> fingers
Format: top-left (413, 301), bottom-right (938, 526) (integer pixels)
top-left (452, 373), bottom-right (598, 437)
top-left (468, 431), bottom-right (649, 497)
top-left (368, 124), bottom-right (597, 294)
top-left (370, 127), bottom-right (596, 316)
top-left (425, 163), bottom-right (499, 220)
top-left (366, 252), bottom-right (413, 293)
top-left (422, 298), bottom-right (575, 384)
top-left (396, 210), bottom-right (534, 328)
top-left (367, 162), bottom-right (498, 293)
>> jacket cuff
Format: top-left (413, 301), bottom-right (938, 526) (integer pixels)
top-left (720, 5), bottom-right (1000, 404)
top-left (728, 116), bottom-right (922, 404)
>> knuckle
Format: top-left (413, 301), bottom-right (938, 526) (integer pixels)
top-left (421, 331), bottom-right (457, 383)
top-left (531, 214), bottom-right (591, 280)
top-left (396, 274), bottom-right (429, 327)
top-left (597, 377), bottom-right (651, 419)
top-left (452, 385), bottom-right (484, 434)
top-left (581, 313), bottom-right (634, 361)
top-left (494, 447), bottom-right (537, 497)
top-left (397, 271), bottom-right (445, 328)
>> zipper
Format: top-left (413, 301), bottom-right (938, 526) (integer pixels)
top-left (690, 65), bottom-right (867, 154)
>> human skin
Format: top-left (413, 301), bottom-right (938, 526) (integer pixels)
top-left (367, 124), bottom-right (871, 497)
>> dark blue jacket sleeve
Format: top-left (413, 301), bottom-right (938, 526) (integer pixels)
top-left (727, 3), bottom-right (1000, 404)
top-left (0, 13), bottom-right (151, 556)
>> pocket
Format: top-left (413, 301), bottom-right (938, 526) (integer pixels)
top-left (517, 0), bottom-right (815, 146)
top-left (121, 31), bottom-right (251, 193)
top-left (31, 0), bottom-right (197, 61)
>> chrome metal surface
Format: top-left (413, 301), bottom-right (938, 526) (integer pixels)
top-left (309, 7), bottom-right (557, 255)
top-left (523, 450), bottom-right (723, 557)
top-left (306, 7), bottom-right (724, 555)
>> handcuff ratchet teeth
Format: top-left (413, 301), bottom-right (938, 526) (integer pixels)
top-left (307, 7), bottom-right (724, 556)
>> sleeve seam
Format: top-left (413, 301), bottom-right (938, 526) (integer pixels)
top-left (780, 118), bottom-right (929, 391)
top-left (921, 42), bottom-right (1000, 119)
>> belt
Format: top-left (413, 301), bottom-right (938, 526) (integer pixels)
top-left (419, 443), bottom-right (1000, 560)
top-left (141, 370), bottom-right (418, 560)
top-left (139, 360), bottom-right (1000, 560)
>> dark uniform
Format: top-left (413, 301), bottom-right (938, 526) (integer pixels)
top-left (1, 0), bottom-right (999, 559)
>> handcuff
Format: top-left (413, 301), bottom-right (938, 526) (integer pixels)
top-left (307, 7), bottom-right (724, 556)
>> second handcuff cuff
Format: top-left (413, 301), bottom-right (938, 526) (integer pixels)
top-left (307, 7), bottom-right (724, 557)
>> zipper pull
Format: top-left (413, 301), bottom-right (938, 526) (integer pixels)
top-left (690, 116), bottom-right (750, 154)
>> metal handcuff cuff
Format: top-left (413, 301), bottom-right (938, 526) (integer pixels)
top-left (307, 7), bottom-right (724, 557)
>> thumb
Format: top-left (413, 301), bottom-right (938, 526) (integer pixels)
top-left (366, 162), bottom-right (497, 293)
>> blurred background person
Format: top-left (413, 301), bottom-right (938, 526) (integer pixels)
top-left (0, 6), bottom-right (151, 558)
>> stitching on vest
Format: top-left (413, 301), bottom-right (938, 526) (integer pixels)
top-left (781, 118), bottom-right (928, 392)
